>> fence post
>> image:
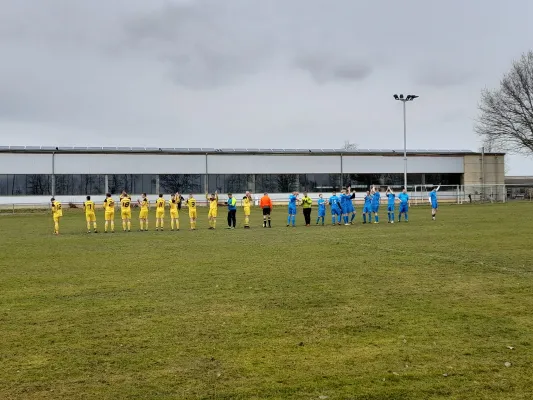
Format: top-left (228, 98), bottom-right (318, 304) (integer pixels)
top-left (12, 204), bottom-right (14, 214)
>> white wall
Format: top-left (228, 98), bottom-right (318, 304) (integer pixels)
top-left (341, 156), bottom-right (464, 173)
top-left (207, 155), bottom-right (341, 173)
top-left (0, 153), bottom-right (53, 174)
top-left (0, 152), bottom-right (466, 175)
top-left (54, 154), bottom-right (206, 174)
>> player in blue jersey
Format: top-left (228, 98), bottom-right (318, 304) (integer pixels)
top-left (385, 187), bottom-right (396, 223)
top-left (328, 192), bottom-right (341, 225)
top-left (347, 188), bottom-right (356, 224)
top-left (362, 190), bottom-right (372, 224)
top-left (316, 193), bottom-right (326, 225)
top-left (371, 186), bottom-right (381, 223)
top-left (287, 191), bottom-right (299, 227)
top-left (429, 185), bottom-right (440, 220)
top-left (339, 189), bottom-right (351, 226)
top-left (398, 187), bottom-right (410, 222)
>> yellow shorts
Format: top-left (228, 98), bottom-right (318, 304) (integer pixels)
top-left (189, 210), bottom-right (197, 219)
top-left (170, 211), bottom-right (179, 219)
top-left (244, 208), bottom-right (251, 216)
top-left (156, 211), bottom-right (165, 219)
top-left (139, 209), bottom-right (148, 219)
top-left (105, 211), bottom-right (114, 221)
top-left (85, 212), bottom-right (96, 222)
top-left (53, 215), bottom-right (61, 222)
top-left (208, 209), bottom-right (217, 218)
top-left (121, 211), bottom-right (131, 220)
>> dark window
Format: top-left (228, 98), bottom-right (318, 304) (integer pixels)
top-left (159, 174), bottom-right (204, 194)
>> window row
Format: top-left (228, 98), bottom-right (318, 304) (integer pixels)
top-left (0, 173), bottom-right (463, 195)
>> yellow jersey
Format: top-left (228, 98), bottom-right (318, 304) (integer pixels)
top-left (120, 197), bottom-right (132, 211)
top-left (169, 200), bottom-right (178, 213)
top-left (52, 201), bottom-right (63, 217)
top-left (187, 198), bottom-right (197, 210)
top-left (206, 194), bottom-right (218, 210)
top-left (84, 200), bottom-right (95, 214)
top-left (156, 198), bottom-right (166, 210)
top-left (242, 197), bottom-right (251, 208)
top-left (104, 198), bottom-right (115, 212)
top-left (140, 198), bottom-right (149, 210)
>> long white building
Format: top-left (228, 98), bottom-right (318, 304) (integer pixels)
top-left (0, 147), bottom-right (504, 203)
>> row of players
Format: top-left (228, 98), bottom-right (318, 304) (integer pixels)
top-left (49, 186), bottom-right (441, 234)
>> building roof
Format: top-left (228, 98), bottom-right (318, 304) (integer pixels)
top-left (0, 146), bottom-right (505, 156)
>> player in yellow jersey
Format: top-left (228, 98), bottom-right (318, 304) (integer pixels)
top-left (155, 194), bottom-right (166, 231)
top-left (51, 197), bottom-right (63, 235)
top-left (169, 195), bottom-right (180, 231)
top-left (242, 191), bottom-right (252, 229)
top-left (84, 195), bottom-right (97, 233)
top-left (206, 190), bottom-right (218, 229)
top-left (103, 193), bottom-right (115, 233)
top-left (187, 194), bottom-right (197, 230)
top-left (120, 194), bottom-right (132, 232)
top-left (120, 190), bottom-right (127, 200)
top-left (138, 193), bottom-right (149, 231)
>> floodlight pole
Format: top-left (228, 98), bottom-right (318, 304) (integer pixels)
top-left (393, 94), bottom-right (418, 190)
top-left (403, 101), bottom-right (407, 192)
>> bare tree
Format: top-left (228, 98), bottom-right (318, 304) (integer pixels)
top-left (342, 141), bottom-right (358, 150)
top-left (476, 51), bottom-right (533, 155)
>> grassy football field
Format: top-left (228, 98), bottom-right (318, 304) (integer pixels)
top-left (1, 203), bottom-right (532, 399)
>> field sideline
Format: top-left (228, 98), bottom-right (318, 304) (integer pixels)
top-left (1, 203), bottom-right (532, 399)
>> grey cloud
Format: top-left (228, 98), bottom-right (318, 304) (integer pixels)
top-left (294, 55), bottom-right (373, 84)
top-left (415, 65), bottom-right (476, 87)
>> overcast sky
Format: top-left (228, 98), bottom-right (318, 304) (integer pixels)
top-left (1, 0), bottom-right (532, 174)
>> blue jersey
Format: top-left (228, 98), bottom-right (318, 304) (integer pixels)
top-left (398, 192), bottom-right (409, 204)
top-left (387, 193), bottom-right (395, 206)
top-left (329, 195), bottom-right (340, 209)
top-left (317, 198), bottom-right (326, 212)
top-left (364, 195), bottom-right (372, 207)
top-left (340, 193), bottom-right (350, 209)
top-left (429, 191), bottom-right (437, 202)
top-left (288, 195), bottom-right (297, 207)
top-left (372, 192), bottom-right (381, 205)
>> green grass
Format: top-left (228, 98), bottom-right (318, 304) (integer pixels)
top-left (1, 204), bottom-right (532, 399)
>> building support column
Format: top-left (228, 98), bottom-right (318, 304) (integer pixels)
top-left (104, 175), bottom-right (109, 194)
top-left (155, 175), bottom-right (160, 195)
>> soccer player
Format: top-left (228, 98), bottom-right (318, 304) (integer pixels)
top-left (362, 190), bottom-right (372, 224)
top-left (328, 191), bottom-right (341, 225)
top-left (429, 185), bottom-right (440, 220)
top-left (206, 190), bottom-right (218, 229)
top-left (120, 190), bottom-right (127, 200)
top-left (175, 192), bottom-right (185, 211)
top-left (386, 187), bottom-right (396, 224)
top-left (398, 187), bottom-right (410, 222)
top-left (138, 193), bottom-right (149, 231)
top-left (155, 194), bottom-right (166, 231)
top-left (84, 195), bottom-right (97, 233)
top-left (120, 193), bottom-right (132, 232)
top-left (340, 189), bottom-right (352, 226)
top-left (316, 193), bottom-right (326, 225)
top-left (169, 195), bottom-right (179, 231)
top-left (187, 194), bottom-right (197, 230)
top-left (287, 191), bottom-right (298, 227)
top-left (371, 186), bottom-right (381, 223)
top-left (301, 192), bottom-right (312, 226)
top-left (242, 191), bottom-right (252, 229)
top-left (226, 193), bottom-right (237, 229)
top-left (260, 192), bottom-right (273, 228)
top-left (103, 193), bottom-right (115, 233)
top-left (51, 197), bottom-right (62, 235)
top-left (346, 187), bottom-right (356, 224)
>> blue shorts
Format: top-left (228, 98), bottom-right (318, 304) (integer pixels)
top-left (340, 206), bottom-right (348, 214)
top-left (363, 206), bottom-right (371, 213)
top-left (331, 208), bottom-right (341, 216)
top-left (318, 209), bottom-right (326, 217)
top-left (288, 206), bottom-right (297, 215)
top-left (346, 204), bottom-right (355, 213)
top-left (387, 205), bottom-right (395, 212)
top-left (372, 205), bottom-right (380, 213)
top-left (431, 202), bottom-right (438, 209)
top-left (399, 204), bottom-right (408, 213)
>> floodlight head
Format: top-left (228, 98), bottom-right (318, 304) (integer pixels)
top-left (411, 95), bottom-right (419, 99)
top-left (399, 94), bottom-right (404, 99)
top-left (405, 95), bottom-right (412, 100)
top-left (393, 94), bottom-right (399, 100)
